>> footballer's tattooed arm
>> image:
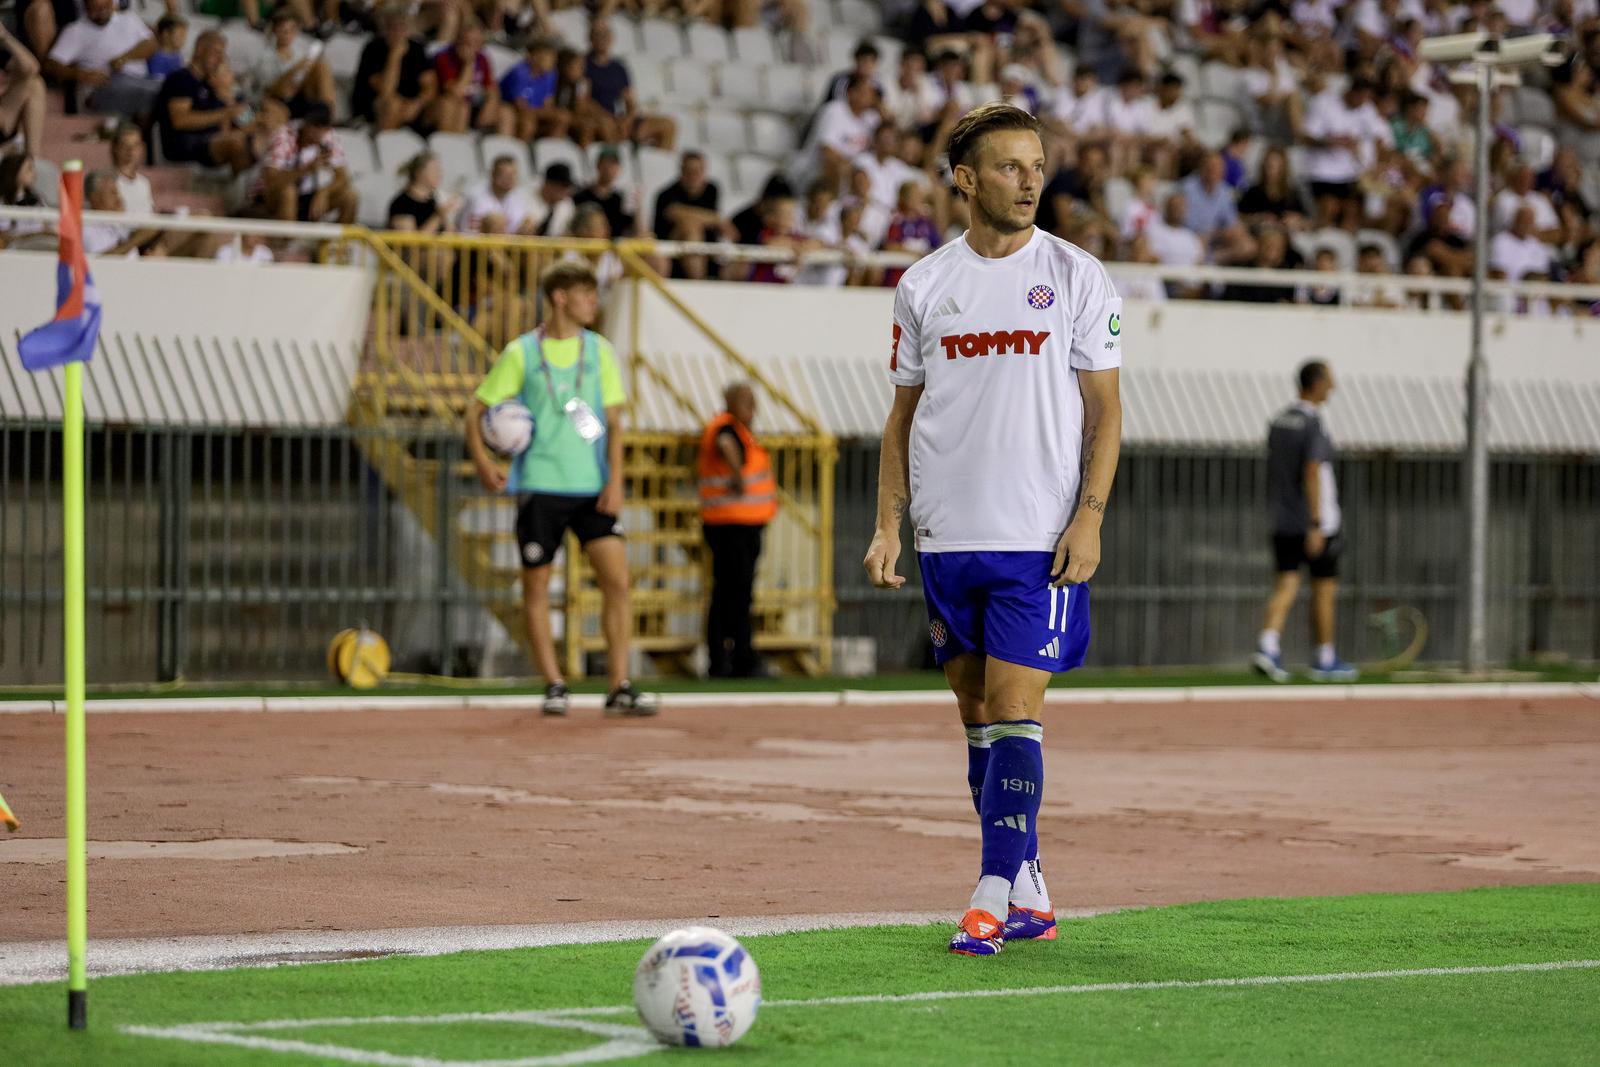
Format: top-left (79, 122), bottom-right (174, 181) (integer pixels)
top-left (1052, 368), bottom-right (1122, 586)
top-left (866, 384), bottom-right (925, 590)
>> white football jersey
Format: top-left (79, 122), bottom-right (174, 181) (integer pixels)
top-left (888, 227), bottom-right (1122, 553)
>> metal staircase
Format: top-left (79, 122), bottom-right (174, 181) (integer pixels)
top-left (339, 232), bottom-right (836, 678)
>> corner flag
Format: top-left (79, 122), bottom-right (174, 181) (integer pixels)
top-left (18, 166), bottom-right (100, 371)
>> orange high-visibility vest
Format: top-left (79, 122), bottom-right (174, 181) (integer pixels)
top-left (698, 413), bottom-right (778, 526)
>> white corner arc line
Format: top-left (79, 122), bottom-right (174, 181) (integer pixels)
top-left (122, 1011), bottom-right (662, 1067)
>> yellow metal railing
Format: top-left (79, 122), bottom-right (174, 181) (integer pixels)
top-left (334, 229), bottom-right (836, 676)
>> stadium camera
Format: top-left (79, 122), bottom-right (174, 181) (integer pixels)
top-left (1419, 31), bottom-right (1562, 66)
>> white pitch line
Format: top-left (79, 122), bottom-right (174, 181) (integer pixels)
top-left (118, 960), bottom-right (1600, 1067)
top-left (544, 957), bottom-right (1600, 1016)
top-left (0, 681), bottom-right (1594, 715)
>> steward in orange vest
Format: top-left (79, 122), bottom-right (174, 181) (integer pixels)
top-left (697, 384), bottom-right (776, 677)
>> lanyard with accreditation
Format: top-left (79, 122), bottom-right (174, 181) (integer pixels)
top-left (531, 328), bottom-right (606, 443)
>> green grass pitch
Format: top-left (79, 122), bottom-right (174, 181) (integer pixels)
top-left (6, 885), bottom-right (1598, 1065)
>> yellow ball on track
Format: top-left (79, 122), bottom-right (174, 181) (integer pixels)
top-left (327, 628), bottom-right (357, 678)
top-left (329, 629), bottom-right (391, 689)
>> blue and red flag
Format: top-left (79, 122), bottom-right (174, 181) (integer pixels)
top-left (17, 167), bottom-right (101, 372)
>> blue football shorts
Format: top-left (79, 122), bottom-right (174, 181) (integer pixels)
top-left (919, 551), bottom-right (1091, 673)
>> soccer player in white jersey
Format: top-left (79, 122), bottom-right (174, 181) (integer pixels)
top-left (864, 103), bottom-right (1123, 956)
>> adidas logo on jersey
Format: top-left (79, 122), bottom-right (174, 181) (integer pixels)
top-left (933, 296), bottom-right (962, 318)
top-left (1038, 637), bottom-right (1060, 658)
top-left (939, 330), bottom-right (1052, 360)
top-left (993, 814), bottom-right (1029, 833)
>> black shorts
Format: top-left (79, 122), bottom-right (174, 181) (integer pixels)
top-left (515, 492), bottom-right (621, 569)
top-left (1309, 180), bottom-right (1359, 203)
top-left (1273, 532), bottom-right (1343, 579)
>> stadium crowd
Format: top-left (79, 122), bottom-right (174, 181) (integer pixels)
top-left (1, 0), bottom-right (1599, 311)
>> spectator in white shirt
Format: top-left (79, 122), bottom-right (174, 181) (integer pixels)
top-left (1492, 164), bottom-right (1563, 244)
top-left (1119, 166), bottom-right (1162, 239)
top-left (795, 179), bottom-right (847, 287)
top-left (1145, 72), bottom-right (1200, 178)
top-left (927, 49), bottom-right (976, 131)
top-left (853, 122), bottom-right (924, 216)
top-left (1147, 190), bottom-right (1205, 271)
top-left (1300, 77), bottom-right (1392, 228)
top-left (253, 12), bottom-right (335, 115)
top-left (1489, 205), bottom-right (1553, 281)
top-left (44, 0), bottom-right (159, 117)
top-left (1094, 70), bottom-right (1157, 175)
top-left (464, 154), bottom-right (534, 234)
top-left (802, 73), bottom-right (880, 192)
top-left (1348, 242), bottom-right (1404, 308)
top-left (1242, 29), bottom-right (1303, 141)
top-left (81, 168), bottom-right (212, 258)
top-left (215, 231), bottom-right (275, 265)
top-left (882, 50), bottom-right (941, 133)
top-left (109, 121), bottom-right (154, 216)
top-left (0, 23), bottom-right (45, 159)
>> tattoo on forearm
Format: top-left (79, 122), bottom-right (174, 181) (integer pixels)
top-left (1083, 494), bottom-right (1105, 513)
top-left (891, 494), bottom-right (908, 523)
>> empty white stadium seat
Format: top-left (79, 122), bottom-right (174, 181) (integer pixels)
top-left (1103, 176), bottom-right (1134, 225)
top-left (428, 132), bottom-right (482, 192)
top-left (733, 153), bottom-right (777, 198)
top-left (701, 108), bottom-right (750, 155)
top-left (637, 147), bottom-right (681, 222)
top-left (1195, 99), bottom-right (1244, 149)
top-left (480, 134), bottom-right (535, 180)
top-left (718, 62), bottom-right (765, 107)
top-left (638, 17), bottom-right (683, 56)
top-left (665, 58), bottom-right (714, 105)
top-left (685, 22), bottom-right (732, 63)
top-left (764, 65), bottom-right (810, 114)
top-left (748, 111), bottom-right (797, 158)
top-left (322, 32), bottom-right (366, 80)
top-left (732, 26), bottom-right (776, 66)
top-left (532, 137), bottom-right (588, 182)
top-left (660, 106), bottom-right (705, 147)
top-left (822, 27), bottom-right (862, 67)
top-left (355, 172), bottom-right (400, 227)
top-left (834, 0), bottom-right (882, 32)
top-left (1199, 61), bottom-right (1246, 103)
top-left (375, 128), bottom-right (426, 177)
top-left (33, 158), bottom-right (60, 207)
top-left (701, 151), bottom-right (734, 197)
top-left (870, 35), bottom-right (902, 72)
top-left (629, 56), bottom-right (669, 109)
top-left (547, 6), bottom-right (589, 47)
top-left (341, 133), bottom-right (378, 178)
top-left (221, 23), bottom-right (266, 77)
top-left (1511, 85), bottom-right (1556, 127)
top-left (485, 43), bottom-right (520, 82)
top-left (1519, 125), bottom-right (1556, 169)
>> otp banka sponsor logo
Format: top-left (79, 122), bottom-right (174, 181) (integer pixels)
top-left (938, 330), bottom-right (1051, 360)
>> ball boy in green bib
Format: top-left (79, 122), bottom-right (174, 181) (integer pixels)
top-left (467, 260), bottom-right (656, 716)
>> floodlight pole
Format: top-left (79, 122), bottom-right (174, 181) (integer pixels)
top-left (1430, 33), bottom-right (1560, 673)
top-left (1464, 61), bottom-right (1491, 674)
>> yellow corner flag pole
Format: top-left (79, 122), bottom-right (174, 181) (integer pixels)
top-left (61, 159), bottom-right (89, 1032)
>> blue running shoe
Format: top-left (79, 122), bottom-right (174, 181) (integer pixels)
top-left (1310, 657), bottom-right (1360, 682)
top-left (948, 908), bottom-right (1005, 956)
top-left (1003, 906), bottom-right (1057, 941)
top-left (1252, 650), bottom-right (1291, 683)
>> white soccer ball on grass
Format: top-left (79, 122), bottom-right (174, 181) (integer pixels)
top-left (479, 401), bottom-right (534, 456)
top-left (633, 926), bottom-right (761, 1048)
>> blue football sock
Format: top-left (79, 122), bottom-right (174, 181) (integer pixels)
top-left (979, 720), bottom-right (1044, 883)
top-left (963, 723), bottom-right (990, 819)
